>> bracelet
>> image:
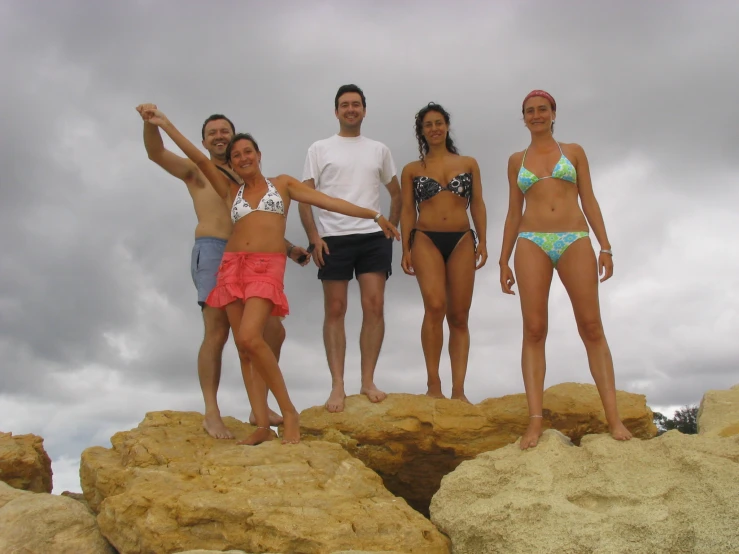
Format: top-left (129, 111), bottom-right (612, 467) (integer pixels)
top-left (600, 249), bottom-right (613, 256)
top-left (373, 213), bottom-right (382, 222)
top-left (287, 244), bottom-right (294, 256)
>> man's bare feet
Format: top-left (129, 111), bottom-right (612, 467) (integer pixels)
top-left (249, 408), bottom-right (284, 426)
top-left (609, 421), bottom-right (633, 441)
top-left (237, 426), bottom-right (273, 446)
top-left (451, 392), bottom-right (471, 404)
top-left (360, 385), bottom-right (387, 403)
top-left (203, 412), bottom-right (234, 439)
top-left (426, 383), bottom-right (446, 399)
top-left (281, 410), bottom-right (301, 444)
top-left (520, 416), bottom-right (544, 450)
top-left (325, 387), bottom-right (346, 413)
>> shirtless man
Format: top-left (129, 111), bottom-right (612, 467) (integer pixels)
top-left (137, 104), bottom-right (309, 438)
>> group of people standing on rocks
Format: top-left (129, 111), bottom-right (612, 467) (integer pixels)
top-left (137, 84), bottom-right (633, 449)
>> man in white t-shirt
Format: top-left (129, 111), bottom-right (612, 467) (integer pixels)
top-left (300, 84), bottom-right (402, 413)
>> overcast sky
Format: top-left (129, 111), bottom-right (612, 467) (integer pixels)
top-left (1, 0), bottom-right (737, 494)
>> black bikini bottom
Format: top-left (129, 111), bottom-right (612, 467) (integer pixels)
top-left (409, 229), bottom-right (478, 263)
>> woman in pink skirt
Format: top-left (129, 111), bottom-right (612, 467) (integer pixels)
top-left (143, 108), bottom-right (400, 445)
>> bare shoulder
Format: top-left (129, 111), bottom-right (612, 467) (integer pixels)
top-left (272, 174), bottom-right (298, 187)
top-left (401, 159), bottom-right (422, 177)
top-left (461, 155), bottom-right (479, 170)
top-left (561, 141), bottom-right (586, 157)
top-left (508, 150), bottom-right (525, 168)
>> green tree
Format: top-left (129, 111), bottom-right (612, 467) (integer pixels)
top-left (653, 405), bottom-right (698, 435)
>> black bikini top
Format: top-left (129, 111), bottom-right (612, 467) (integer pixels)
top-left (413, 172), bottom-right (472, 209)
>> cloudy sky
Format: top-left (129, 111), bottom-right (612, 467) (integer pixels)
top-left (1, 0), bottom-right (737, 493)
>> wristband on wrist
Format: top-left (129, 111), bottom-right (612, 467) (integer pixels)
top-left (600, 249), bottom-right (613, 256)
top-left (373, 213), bottom-right (382, 222)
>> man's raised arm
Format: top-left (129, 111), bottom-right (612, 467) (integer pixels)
top-left (136, 103), bottom-right (198, 184)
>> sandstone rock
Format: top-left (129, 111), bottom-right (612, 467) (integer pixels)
top-left (0, 481), bottom-right (115, 554)
top-left (698, 383), bottom-right (739, 437)
top-left (81, 411), bottom-right (450, 554)
top-left (299, 383), bottom-right (656, 514)
top-left (430, 430), bottom-right (739, 554)
top-left (0, 431), bottom-right (53, 492)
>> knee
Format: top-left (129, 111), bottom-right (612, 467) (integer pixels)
top-left (447, 308), bottom-right (469, 331)
top-left (361, 294), bottom-right (384, 319)
top-left (578, 319), bottom-right (605, 344)
top-left (265, 318), bottom-right (286, 347)
top-left (523, 320), bottom-right (548, 343)
top-left (424, 300), bottom-right (446, 322)
top-left (204, 323), bottom-right (230, 349)
top-left (325, 297), bottom-right (347, 320)
top-left (235, 334), bottom-right (265, 357)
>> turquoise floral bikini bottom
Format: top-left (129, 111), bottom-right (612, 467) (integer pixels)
top-left (517, 231), bottom-right (589, 267)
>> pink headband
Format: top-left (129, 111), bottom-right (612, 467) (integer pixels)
top-left (522, 90), bottom-right (556, 111)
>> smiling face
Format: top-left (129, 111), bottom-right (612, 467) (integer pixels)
top-left (523, 96), bottom-right (555, 134)
top-left (422, 110), bottom-right (448, 147)
top-left (335, 92), bottom-right (366, 130)
top-left (202, 118), bottom-right (234, 160)
top-left (227, 137), bottom-right (261, 179)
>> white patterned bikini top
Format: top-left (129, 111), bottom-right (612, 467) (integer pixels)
top-left (231, 178), bottom-right (285, 224)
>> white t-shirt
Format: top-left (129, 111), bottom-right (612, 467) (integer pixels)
top-left (302, 134), bottom-right (397, 237)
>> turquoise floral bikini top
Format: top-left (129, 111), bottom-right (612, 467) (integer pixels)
top-left (517, 142), bottom-right (577, 193)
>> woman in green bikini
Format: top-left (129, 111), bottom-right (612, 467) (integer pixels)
top-left (498, 89), bottom-right (632, 449)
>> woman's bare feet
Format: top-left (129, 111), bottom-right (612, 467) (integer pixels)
top-left (451, 389), bottom-right (471, 403)
top-left (249, 408), bottom-right (283, 426)
top-left (360, 384), bottom-right (387, 403)
top-left (325, 387), bottom-right (346, 413)
top-left (237, 426), bottom-right (273, 446)
top-left (608, 420), bottom-right (633, 441)
top-left (203, 412), bottom-right (235, 439)
top-left (426, 382), bottom-right (446, 399)
top-left (520, 416), bottom-right (544, 450)
top-left (281, 410), bottom-right (301, 444)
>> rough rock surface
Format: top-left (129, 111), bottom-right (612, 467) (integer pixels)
top-left (0, 481), bottom-right (115, 554)
top-left (299, 382), bottom-right (656, 514)
top-left (81, 411), bottom-right (450, 554)
top-left (0, 431), bottom-right (53, 492)
top-left (698, 383), bottom-right (739, 437)
top-left (430, 430), bottom-right (739, 554)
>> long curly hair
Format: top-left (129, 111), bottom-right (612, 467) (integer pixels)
top-left (414, 102), bottom-right (459, 165)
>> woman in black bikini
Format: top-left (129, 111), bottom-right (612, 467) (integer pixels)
top-left (400, 103), bottom-right (488, 402)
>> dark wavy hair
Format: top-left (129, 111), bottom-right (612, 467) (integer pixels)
top-left (334, 84), bottom-right (366, 109)
top-left (414, 102), bottom-right (459, 164)
top-left (201, 114), bottom-right (236, 139)
top-left (225, 133), bottom-right (260, 163)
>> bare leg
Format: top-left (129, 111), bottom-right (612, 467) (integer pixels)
top-left (322, 280), bottom-right (349, 412)
top-left (225, 302), bottom-right (272, 446)
top-left (235, 297), bottom-right (300, 444)
top-left (199, 305), bottom-right (234, 439)
top-left (445, 233), bottom-right (476, 403)
top-left (357, 271), bottom-right (388, 403)
top-left (248, 315), bottom-right (285, 426)
top-left (556, 239), bottom-right (632, 441)
top-left (410, 231), bottom-right (447, 398)
top-left (514, 238), bottom-right (555, 449)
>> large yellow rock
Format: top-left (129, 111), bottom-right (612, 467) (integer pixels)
top-left (0, 481), bottom-right (114, 553)
top-left (430, 430), bottom-right (739, 554)
top-left (698, 383), bottom-right (739, 437)
top-left (81, 411), bottom-right (450, 554)
top-left (0, 432), bottom-right (53, 492)
top-left (299, 383), bottom-right (656, 514)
